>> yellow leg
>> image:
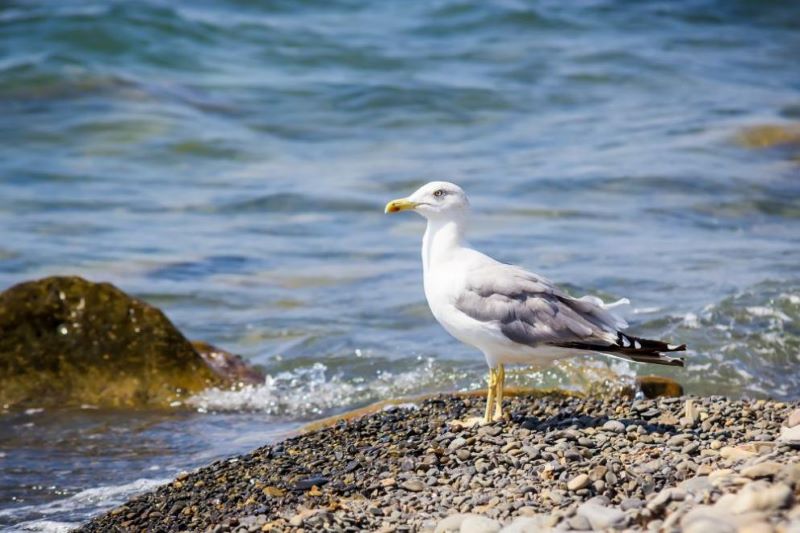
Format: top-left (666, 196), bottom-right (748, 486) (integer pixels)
top-left (483, 367), bottom-right (498, 424)
top-left (493, 364), bottom-right (505, 421)
top-left (449, 367), bottom-right (502, 428)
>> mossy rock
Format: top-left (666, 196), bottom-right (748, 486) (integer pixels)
top-left (0, 276), bottom-right (224, 408)
top-left (736, 124), bottom-right (800, 149)
top-left (636, 375), bottom-right (684, 399)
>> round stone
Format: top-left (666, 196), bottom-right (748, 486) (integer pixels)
top-left (568, 474), bottom-right (591, 491)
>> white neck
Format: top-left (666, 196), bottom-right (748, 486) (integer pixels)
top-left (422, 217), bottom-right (466, 274)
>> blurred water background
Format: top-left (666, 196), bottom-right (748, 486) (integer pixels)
top-left (1, 0), bottom-right (799, 529)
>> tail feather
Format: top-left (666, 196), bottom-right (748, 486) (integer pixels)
top-left (553, 332), bottom-right (686, 367)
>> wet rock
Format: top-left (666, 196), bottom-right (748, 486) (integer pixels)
top-left (736, 123), bottom-right (800, 149)
top-left (635, 375), bottom-right (684, 398)
top-left (0, 276), bottom-right (224, 407)
top-left (191, 341), bottom-right (263, 385)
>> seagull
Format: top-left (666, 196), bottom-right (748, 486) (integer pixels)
top-left (385, 181), bottom-right (685, 425)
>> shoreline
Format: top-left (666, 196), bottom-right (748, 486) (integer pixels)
top-left (78, 392), bottom-right (799, 532)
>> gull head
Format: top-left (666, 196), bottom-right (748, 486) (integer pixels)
top-left (384, 181), bottom-right (470, 220)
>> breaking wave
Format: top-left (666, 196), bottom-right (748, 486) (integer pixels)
top-left (666, 281), bottom-right (800, 399)
top-left (187, 358), bottom-right (474, 417)
top-left (0, 478), bottom-right (169, 532)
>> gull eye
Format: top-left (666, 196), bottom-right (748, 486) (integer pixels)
top-left (433, 189), bottom-right (446, 198)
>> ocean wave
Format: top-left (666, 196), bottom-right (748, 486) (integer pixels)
top-left (186, 358), bottom-right (470, 416)
top-left (186, 354), bottom-right (637, 416)
top-left (0, 478), bottom-right (169, 531)
top-left (658, 280), bottom-right (800, 399)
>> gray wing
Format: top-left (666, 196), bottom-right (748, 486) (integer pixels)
top-left (454, 263), bottom-right (627, 348)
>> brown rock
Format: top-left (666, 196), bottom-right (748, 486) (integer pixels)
top-left (736, 123), bottom-right (800, 149)
top-left (0, 276), bottom-right (224, 407)
top-left (192, 341), bottom-right (263, 385)
top-left (636, 376), bottom-right (684, 399)
top-left (567, 474), bottom-right (590, 491)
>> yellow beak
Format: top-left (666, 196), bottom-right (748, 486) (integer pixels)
top-left (384, 198), bottom-right (418, 214)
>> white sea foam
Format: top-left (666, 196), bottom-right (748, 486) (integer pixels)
top-left (188, 362), bottom-right (360, 415)
top-left (681, 312), bottom-right (700, 328)
top-left (186, 358), bottom-right (465, 416)
top-left (13, 519), bottom-right (77, 532)
top-left (383, 403), bottom-right (419, 412)
top-left (779, 293), bottom-right (800, 305)
top-left (745, 306), bottom-right (791, 322)
top-left (0, 478), bottom-right (169, 530)
top-left (186, 349), bottom-right (647, 415)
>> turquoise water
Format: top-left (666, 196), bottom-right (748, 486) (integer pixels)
top-left (2, 0), bottom-right (800, 529)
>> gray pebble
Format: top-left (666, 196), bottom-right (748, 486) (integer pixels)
top-left (449, 437), bottom-right (468, 451)
top-left (620, 497), bottom-right (644, 511)
top-left (602, 420), bottom-right (625, 433)
top-left (401, 479), bottom-right (425, 492)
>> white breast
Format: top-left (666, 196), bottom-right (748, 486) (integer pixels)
top-left (424, 252), bottom-right (509, 353)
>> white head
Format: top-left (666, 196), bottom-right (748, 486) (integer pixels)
top-left (384, 181), bottom-right (470, 221)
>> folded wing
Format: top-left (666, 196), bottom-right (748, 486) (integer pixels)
top-left (453, 263), bottom-right (685, 366)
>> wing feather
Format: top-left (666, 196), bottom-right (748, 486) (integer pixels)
top-left (453, 263), bottom-right (625, 347)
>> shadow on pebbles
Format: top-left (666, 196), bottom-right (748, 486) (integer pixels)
top-left (79, 393), bottom-right (800, 532)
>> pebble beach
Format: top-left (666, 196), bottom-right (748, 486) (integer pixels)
top-left (79, 392), bottom-right (800, 532)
